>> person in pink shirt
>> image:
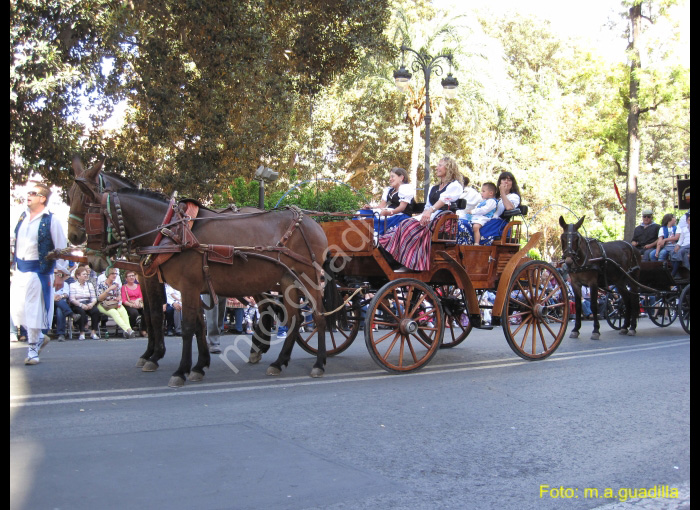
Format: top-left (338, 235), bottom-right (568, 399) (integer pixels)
top-left (121, 270), bottom-right (147, 336)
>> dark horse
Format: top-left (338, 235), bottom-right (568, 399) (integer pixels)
top-left (559, 216), bottom-right (641, 339)
top-left (76, 184), bottom-right (341, 387)
top-left (67, 158), bottom-right (168, 371)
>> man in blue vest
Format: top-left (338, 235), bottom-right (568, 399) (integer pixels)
top-left (11, 182), bottom-right (68, 365)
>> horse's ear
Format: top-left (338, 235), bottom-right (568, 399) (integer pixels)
top-left (84, 159), bottom-right (104, 181)
top-left (574, 216), bottom-right (585, 230)
top-left (75, 178), bottom-right (100, 203)
top-left (72, 156), bottom-right (84, 177)
top-left (559, 216), bottom-right (568, 230)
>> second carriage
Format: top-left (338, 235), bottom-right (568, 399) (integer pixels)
top-left (296, 208), bottom-right (570, 373)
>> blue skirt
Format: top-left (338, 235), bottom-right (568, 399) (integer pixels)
top-left (456, 218), bottom-right (508, 246)
top-left (356, 210), bottom-right (411, 236)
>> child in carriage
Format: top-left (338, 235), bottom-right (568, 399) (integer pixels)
top-left (459, 182), bottom-right (497, 245)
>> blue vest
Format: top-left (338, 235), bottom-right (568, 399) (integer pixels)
top-left (14, 211), bottom-right (56, 274)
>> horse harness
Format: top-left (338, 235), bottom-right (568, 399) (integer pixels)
top-left (92, 191), bottom-right (321, 308)
top-left (561, 225), bottom-right (639, 291)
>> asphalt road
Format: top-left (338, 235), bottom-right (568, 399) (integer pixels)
top-left (10, 319), bottom-right (690, 510)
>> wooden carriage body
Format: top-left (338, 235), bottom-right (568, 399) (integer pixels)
top-left (321, 213), bottom-right (539, 323)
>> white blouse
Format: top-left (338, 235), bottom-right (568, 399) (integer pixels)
top-left (427, 181), bottom-right (464, 220)
top-left (495, 193), bottom-right (521, 218)
top-left (380, 183), bottom-right (416, 205)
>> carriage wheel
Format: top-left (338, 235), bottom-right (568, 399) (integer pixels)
top-left (604, 293), bottom-right (626, 330)
top-left (502, 260), bottom-right (568, 360)
top-left (365, 279), bottom-right (445, 373)
top-left (433, 285), bottom-right (473, 349)
top-left (295, 295), bottom-right (360, 356)
top-left (678, 285), bottom-right (690, 335)
top-left (648, 293), bottom-right (678, 327)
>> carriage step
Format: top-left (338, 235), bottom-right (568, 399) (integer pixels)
top-left (474, 325), bottom-right (494, 330)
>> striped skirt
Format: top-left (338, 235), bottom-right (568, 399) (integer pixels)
top-left (378, 212), bottom-right (453, 271)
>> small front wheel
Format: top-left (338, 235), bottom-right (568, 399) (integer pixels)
top-left (365, 279), bottom-right (444, 373)
top-left (502, 260), bottom-right (568, 360)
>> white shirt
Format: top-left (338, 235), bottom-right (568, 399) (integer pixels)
top-left (495, 193), bottom-right (521, 218)
top-left (677, 217), bottom-right (690, 248)
top-left (166, 284), bottom-right (181, 306)
top-left (459, 187), bottom-right (482, 214)
top-left (428, 181), bottom-right (464, 220)
top-left (14, 208), bottom-right (69, 271)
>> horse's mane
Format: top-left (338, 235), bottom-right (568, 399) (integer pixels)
top-left (116, 187), bottom-right (170, 202)
top-left (102, 172), bottom-right (139, 189)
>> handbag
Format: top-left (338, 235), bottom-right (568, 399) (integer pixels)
top-left (101, 298), bottom-right (120, 310)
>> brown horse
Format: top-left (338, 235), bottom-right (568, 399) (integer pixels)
top-left (559, 216), bottom-right (641, 339)
top-left (67, 158), bottom-right (169, 371)
top-left (76, 184), bottom-right (340, 387)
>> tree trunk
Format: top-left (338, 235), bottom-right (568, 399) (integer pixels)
top-left (624, 3), bottom-right (643, 241)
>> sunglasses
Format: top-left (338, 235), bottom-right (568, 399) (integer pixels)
top-left (642, 215), bottom-right (652, 219)
top-left (27, 191), bottom-right (44, 197)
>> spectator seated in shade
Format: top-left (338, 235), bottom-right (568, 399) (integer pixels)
top-left (68, 266), bottom-right (102, 340)
top-left (121, 270), bottom-right (147, 336)
top-left (51, 268), bottom-right (73, 341)
top-left (357, 167), bottom-right (416, 235)
top-left (97, 268), bottom-right (135, 338)
top-left (457, 170), bottom-right (522, 246)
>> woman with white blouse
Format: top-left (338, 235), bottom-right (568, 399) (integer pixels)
top-left (378, 157), bottom-right (463, 271)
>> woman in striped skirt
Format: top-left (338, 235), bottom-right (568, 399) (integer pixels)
top-left (378, 157), bottom-right (463, 271)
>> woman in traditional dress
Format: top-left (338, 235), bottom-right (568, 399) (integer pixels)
top-left (358, 167), bottom-right (416, 235)
top-left (457, 170), bottom-right (522, 246)
top-left (378, 157), bottom-right (463, 271)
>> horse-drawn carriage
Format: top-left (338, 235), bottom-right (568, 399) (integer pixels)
top-left (559, 215), bottom-right (690, 339)
top-left (63, 159), bottom-right (572, 384)
top-left (296, 206), bottom-right (570, 373)
top-left (604, 263), bottom-right (690, 334)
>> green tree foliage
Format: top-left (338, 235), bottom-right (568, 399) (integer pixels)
top-left (11, 0), bottom-right (391, 197)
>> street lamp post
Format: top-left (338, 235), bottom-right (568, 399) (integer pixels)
top-left (253, 165), bottom-right (279, 209)
top-left (394, 45), bottom-right (458, 199)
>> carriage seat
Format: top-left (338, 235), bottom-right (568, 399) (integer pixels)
top-left (412, 198), bottom-right (466, 216)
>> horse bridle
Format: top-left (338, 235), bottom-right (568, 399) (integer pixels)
top-left (68, 174), bottom-right (107, 234)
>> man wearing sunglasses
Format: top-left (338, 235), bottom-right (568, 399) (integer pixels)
top-left (11, 182), bottom-right (68, 364)
top-left (630, 208), bottom-right (660, 261)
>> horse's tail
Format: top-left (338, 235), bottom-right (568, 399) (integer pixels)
top-left (322, 255), bottom-right (348, 331)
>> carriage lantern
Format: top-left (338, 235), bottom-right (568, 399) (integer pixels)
top-left (254, 165), bottom-right (278, 209)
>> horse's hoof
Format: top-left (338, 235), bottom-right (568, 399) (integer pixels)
top-left (136, 358), bottom-right (147, 368)
top-left (142, 361), bottom-right (159, 372)
top-left (627, 329), bottom-right (636, 336)
top-left (569, 331), bottom-right (580, 339)
top-left (619, 329), bottom-right (628, 335)
top-left (310, 367), bottom-right (324, 378)
top-left (249, 351), bottom-right (262, 364)
top-left (591, 333), bottom-right (600, 340)
top-left (266, 366), bottom-right (281, 376)
top-left (168, 376), bottom-right (186, 388)
top-left (188, 371), bottom-right (204, 382)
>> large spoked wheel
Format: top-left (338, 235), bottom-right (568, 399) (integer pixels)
top-left (502, 260), bottom-right (568, 360)
top-left (605, 293), bottom-right (626, 330)
top-left (365, 279), bottom-right (445, 373)
top-left (678, 285), bottom-right (690, 335)
top-left (648, 293), bottom-right (678, 327)
top-left (433, 285), bottom-right (473, 348)
top-left (295, 294), bottom-right (361, 357)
